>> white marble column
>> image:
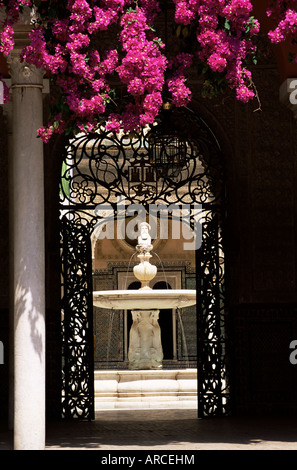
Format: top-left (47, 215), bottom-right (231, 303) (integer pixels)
top-left (8, 51), bottom-right (46, 450)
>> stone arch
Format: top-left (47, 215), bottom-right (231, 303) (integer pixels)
top-left (57, 103), bottom-right (230, 418)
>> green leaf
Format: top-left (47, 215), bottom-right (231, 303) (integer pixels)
top-left (288, 52), bottom-right (295, 64)
top-left (224, 19), bottom-right (231, 31)
top-left (60, 161), bottom-right (70, 197)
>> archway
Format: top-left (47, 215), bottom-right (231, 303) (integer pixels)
top-left (59, 106), bottom-right (229, 419)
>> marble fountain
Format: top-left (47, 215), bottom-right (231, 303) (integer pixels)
top-left (93, 222), bottom-right (196, 370)
top-left (93, 222), bottom-right (197, 409)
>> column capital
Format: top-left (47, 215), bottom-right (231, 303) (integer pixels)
top-left (4, 5), bottom-right (44, 87)
top-left (7, 51), bottom-right (45, 88)
top-left (0, 5), bottom-right (39, 27)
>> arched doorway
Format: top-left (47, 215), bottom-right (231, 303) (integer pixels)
top-left (59, 106), bottom-right (229, 419)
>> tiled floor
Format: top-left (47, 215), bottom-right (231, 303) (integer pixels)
top-left (2, 409), bottom-right (297, 450)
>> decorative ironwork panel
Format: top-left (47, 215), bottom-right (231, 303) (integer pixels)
top-left (59, 107), bottom-right (229, 419)
top-left (60, 111), bottom-right (223, 210)
top-left (61, 215), bottom-right (95, 419)
top-left (197, 213), bottom-right (230, 417)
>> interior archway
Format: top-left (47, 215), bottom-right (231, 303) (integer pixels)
top-left (59, 106), bottom-right (228, 419)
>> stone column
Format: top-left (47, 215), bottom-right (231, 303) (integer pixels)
top-left (8, 51), bottom-right (46, 450)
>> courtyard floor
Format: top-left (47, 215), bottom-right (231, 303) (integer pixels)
top-left (1, 408), bottom-right (297, 451)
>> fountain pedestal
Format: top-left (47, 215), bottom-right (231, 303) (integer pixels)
top-left (128, 309), bottom-right (163, 370)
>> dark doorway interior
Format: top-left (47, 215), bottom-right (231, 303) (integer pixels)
top-left (153, 281), bottom-right (173, 360)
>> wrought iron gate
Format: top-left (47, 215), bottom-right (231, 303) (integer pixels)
top-left (59, 107), bottom-right (230, 419)
top-left (61, 216), bottom-right (95, 419)
top-left (197, 214), bottom-right (229, 417)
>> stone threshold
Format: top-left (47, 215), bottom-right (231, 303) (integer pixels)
top-left (95, 369), bottom-right (198, 410)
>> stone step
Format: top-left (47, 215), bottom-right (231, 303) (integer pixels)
top-left (95, 369), bottom-right (198, 410)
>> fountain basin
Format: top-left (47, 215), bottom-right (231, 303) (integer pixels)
top-left (93, 289), bottom-right (196, 310)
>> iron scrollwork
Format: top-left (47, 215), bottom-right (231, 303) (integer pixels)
top-left (61, 215), bottom-right (95, 420)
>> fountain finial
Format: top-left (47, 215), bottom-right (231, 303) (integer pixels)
top-left (133, 222), bottom-right (157, 289)
top-left (136, 222), bottom-right (153, 253)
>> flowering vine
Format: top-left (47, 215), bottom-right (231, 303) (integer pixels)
top-left (267, 0), bottom-right (297, 45)
top-left (0, 1), bottom-right (295, 142)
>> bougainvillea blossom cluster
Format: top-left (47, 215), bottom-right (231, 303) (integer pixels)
top-left (105, 5), bottom-right (167, 132)
top-left (0, 1), bottom-right (296, 142)
top-left (267, 0), bottom-right (297, 44)
top-left (174, 0), bottom-right (260, 102)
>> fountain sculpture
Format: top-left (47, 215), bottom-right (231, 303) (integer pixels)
top-left (93, 222), bottom-right (197, 369)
